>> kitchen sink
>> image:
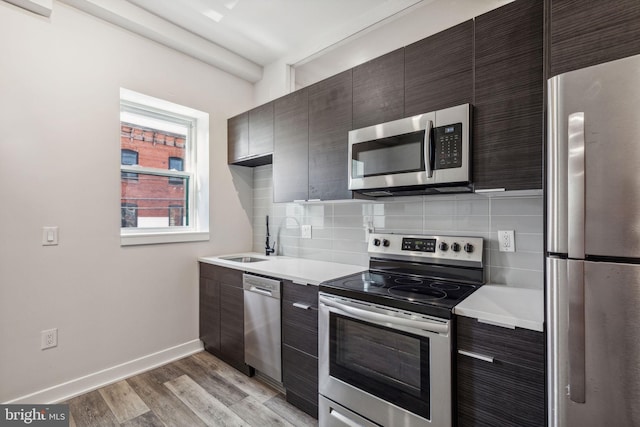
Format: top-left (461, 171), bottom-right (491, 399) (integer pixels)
top-left (220, 256), bottom-right (267, 263)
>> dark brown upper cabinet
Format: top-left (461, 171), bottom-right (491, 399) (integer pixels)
top-left (548, 0), bottom-right (640, 78)
top-left (308, 70), bottom-right (353, 201)
top-left (352, 48), bottom-right (404, 129)
top-left (273, 89), bottom-right (309, 203)
top-left (473, 0), bottom-right (544, 191)
top-left (227, 112), bottom-right (248, 163)
top-left (405, 20), bottom-right (474, 117)
top-left (228, 102), bottom-right (274, 167)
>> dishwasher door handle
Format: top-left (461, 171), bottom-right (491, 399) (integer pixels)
top-left (247, 286), bottom-right (273, 297)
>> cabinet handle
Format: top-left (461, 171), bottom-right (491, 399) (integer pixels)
top-left (474, 188), bottom-right (506, 193)
top-left (293, 199), bottom-right (306, 203)
top-left (293, 302), bottom-right (311, 310)
top-left (458, 349), bottom-right (494, 363)
top-left (292, 280), bottom-right (308, 286)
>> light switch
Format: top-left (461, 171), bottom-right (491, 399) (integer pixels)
top-left (42, 226), bottom-right (58, 246)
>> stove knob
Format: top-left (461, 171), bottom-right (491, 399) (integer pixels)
top-left (451, 242), bottom-right (461, 252)
top-left (464, 243), bottom-right (474, 253)
top-left (439, 242), bottom-right (449, 251)
top-left (383, 239), bottom-right (390, 247)
top-left (373, 238), bottom-right (381, 247)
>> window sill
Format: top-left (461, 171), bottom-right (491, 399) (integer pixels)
top-left (120, 231), bottom-right (209, 246)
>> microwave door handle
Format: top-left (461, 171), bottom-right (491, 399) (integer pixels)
top-left (424, 120), bottom-right (434, 178)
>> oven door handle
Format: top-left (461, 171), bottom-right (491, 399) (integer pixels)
top-left (319, 295), bottom-right (448, 334)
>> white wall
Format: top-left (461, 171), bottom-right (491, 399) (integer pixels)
top-left (254, 0), bottom-right (512, 103)
top-left (0, 2), bottom-right (254, 402)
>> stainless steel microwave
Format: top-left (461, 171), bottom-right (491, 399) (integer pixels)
top-left (348, 103), bottom-right (471, 196)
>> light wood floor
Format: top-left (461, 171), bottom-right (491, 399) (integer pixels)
top-left (66, 351), bottom-right (318, 427)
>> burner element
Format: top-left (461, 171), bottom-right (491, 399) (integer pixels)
top-left (430, 282), bottom-right (461, 291)
top-left (394, 277), bottom-right (425, 286)
top-left (341, 273), bottom-right (390, 290)
top-left (388, 285), bottom-right (447, 301)
top-left (342, 279), bottom-right (384, 289)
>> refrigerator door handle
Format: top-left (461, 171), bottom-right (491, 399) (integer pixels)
top-left (568, 112), bottom-right (585, 259)
top-left (568, 259), bottom-right (586, 403)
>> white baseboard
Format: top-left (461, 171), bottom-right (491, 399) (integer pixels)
top-left (4, 339), bottom-right (204, 404)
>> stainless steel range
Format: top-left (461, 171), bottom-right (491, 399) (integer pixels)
top-left (318, 233), bottom-right (484, 427)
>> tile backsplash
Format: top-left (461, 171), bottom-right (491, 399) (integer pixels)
top-left (252, 165), bottom-right (543, 289)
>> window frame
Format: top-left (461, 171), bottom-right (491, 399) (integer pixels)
top-left (120, 88), bottom-right (209, 246)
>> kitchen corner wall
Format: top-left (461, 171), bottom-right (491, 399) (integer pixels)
top-left (253, 165), bottom-right (543, 289)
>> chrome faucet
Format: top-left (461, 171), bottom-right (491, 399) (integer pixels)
top-left (265, 215), bottom-right (276, 256)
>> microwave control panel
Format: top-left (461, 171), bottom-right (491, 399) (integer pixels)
top-left (434, 123), bottom-right (462, 169)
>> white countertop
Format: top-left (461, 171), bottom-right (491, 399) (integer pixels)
top-left (198, 252), bottom-right (367, 286)
top-left (454, 284), bottom-right (544, 332)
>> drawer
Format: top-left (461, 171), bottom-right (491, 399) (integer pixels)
top-left (283, 344), bottom-right (318, 405)
top-left (456, 315), bottom-right (544, 372)
top-left (457, 352), bottom-right (545, 427)
top-left (287, 390), bottom-right (318, 419)
top-left (199, 263), bottom-right (243, 288)
top-left (282, 280), bottom-right (318, 306)
top-left (282, 318), bottom-right (318, 357)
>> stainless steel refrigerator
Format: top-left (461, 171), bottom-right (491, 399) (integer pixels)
top-left (547, 53), bottom-right (640, 427)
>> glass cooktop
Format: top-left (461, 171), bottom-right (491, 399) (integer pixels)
top-left (320, 270), bottom-right (479, 318)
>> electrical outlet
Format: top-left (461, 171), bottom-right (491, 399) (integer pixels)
top-left (498, 230), bottom-right (515, 252)
top-left (301, 224), bottom-right (312, 239)
top-left (41, 328), bottom-right (58, 350)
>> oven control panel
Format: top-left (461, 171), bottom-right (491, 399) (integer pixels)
top-left (401, 237), bottom-right (436, 252)
top-left (369, 233), bottom-right (483, 264)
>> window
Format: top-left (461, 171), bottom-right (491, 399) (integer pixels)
top-left (121, 203), bottom-right (138, 227)
top-left (168, 157), bottom-right (184, 185)
top-left (121, 149), bottom-right (139, 180)
top-left (120, 88), bottom-right (209, 245)
top-left (168, 204), bottom-right (184, 226)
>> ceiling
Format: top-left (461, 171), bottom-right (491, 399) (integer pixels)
top-left (125, 0), bottom-right (428, 67)
top-left (56, 0), bottom-right (510, 83)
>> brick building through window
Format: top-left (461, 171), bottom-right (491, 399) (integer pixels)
top-left (120, 123), bottom-right (187, 228)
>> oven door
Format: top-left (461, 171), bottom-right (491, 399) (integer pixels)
top-left (319, 293), bottom-right (452, 427)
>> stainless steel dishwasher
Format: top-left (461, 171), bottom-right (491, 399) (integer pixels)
top-left (243, 273), bottom-right (282, 382)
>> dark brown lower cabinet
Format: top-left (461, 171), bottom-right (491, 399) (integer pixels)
top-left (199, 263), bottom-right (253, 376)
top-left (282, 280), bottom-right (319, 418)
top-left (456, 315), bottom-right (545, 427)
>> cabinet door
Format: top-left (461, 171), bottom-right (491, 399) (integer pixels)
top-left (549, 0), bottom-right (640, 77)
top-left (456, 315), bottom-right (545, 427)
top-left (199, 277), bottom-right (220, 354)
top-left (283, 344), bottom-right (319, 419)
top-left (274, 89), bottom-right (309, 203)
top-left (227, 112), bottom-right (249, 163)
top-left (282, 281), bottom-right (319, 418)
top-left (248, 102), bottom-right (274, 157)
top-left (352, 48), bottom-right (404, 129)
top-left (457, 353), bottom-right (545, 427)
top-left (473, 0), bottom-right (543, 191)
top-left (308, 70), bottom-right (353, 201)
top-left (282, 281), bottom-right (318, 357)
top-left (404, 20), bottom-right (473, 117)
top-left (220, 283), bottom-right (251, 375)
